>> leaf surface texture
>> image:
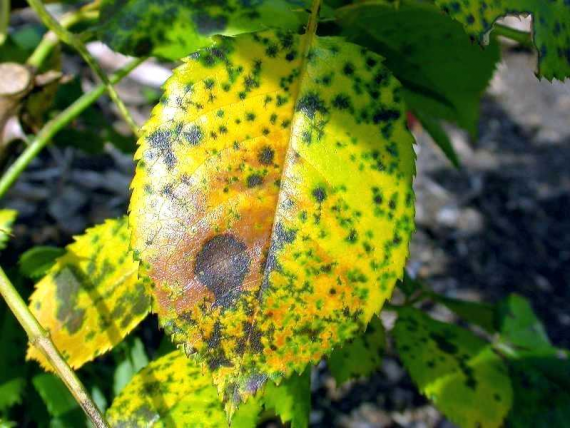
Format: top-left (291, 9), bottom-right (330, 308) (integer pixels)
top-left (336, 0), bottom-right (500, 137)
top-left (27, 218), bottom-right (151, 369)
top-left (130, 28), bottom-right (415, 406)
top-left (394, 307), bottom-right (512, 428)
top-left (98, 0), bottom-right (307, 59)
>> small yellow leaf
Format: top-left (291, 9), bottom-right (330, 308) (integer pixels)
top-left (130, 29), bottom-right (415, 408)
top-left (106, 350), bottom-right (259, 427)
top-left (0, 209), bottom-right (17, 251)
top-left (27, 218), bottom-right (151, 370)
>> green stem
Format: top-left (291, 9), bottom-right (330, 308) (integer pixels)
top-left (0, 266), bottom-right (109, 427)
top-left (494, 23), bottom-right (533, 49)
top-left (26, 8), bottom-right (98, 69)
top-left (0, 0), bottom-right (9, 46)
top-left (0, 57), bottom-right (144, 198)
top-left (26, 0), bottom-right (140, 136)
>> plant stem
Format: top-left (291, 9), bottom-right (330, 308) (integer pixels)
top-left (26, 0), bottom-right (140, 136)
top-left (0, 57), bottom-right (144, 198)
top-left (494, 23), bottom-right (533, 49)
top-left (0, 266), bottom-right (109, 427)
top-left (0, 0), bottom-right (9, 46)
top-left (26, 8), bottom-right (98, 69)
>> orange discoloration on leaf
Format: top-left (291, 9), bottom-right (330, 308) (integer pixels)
top-left (130, 28), bottom-right (416, 410)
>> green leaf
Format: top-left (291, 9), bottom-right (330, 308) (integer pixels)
top-left (97, 0), bottom-right (308, 60)
top-left (414, 110), bottom-right (460, 169)
top-left (394, 307), bottom-right (512, 428)
top-left (336, 0), bottom-right (500, 137)
top-left (328, 316), bottom-right (385, 384)
top-left (27, 217), bottom-right (151, 370)
top-left (113, 337), bottom-right (149, 396)
top-left (19, 246), bottom-right (65, 280)
top-left (0, 378), bottom-right (25, 411)
top-left (433, 0), bottom-right (570, 80)
top-left (263, 369), bottom-right (311, 428)
top-left (0, 209), bottom-right (17, 251)
top-left (495, 294), bottom-right (552, 352)
top-left (506, 353), bottom-right (570, 427)
top-left (130, 28), bottom-right (416, 410)
top-left (32, 373), bottom-right (78, 418)
top-left (434, 294), bottom-right (496, 334)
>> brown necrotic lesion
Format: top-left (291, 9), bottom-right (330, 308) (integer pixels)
top-left (194, 234), bottom-right (251, 309)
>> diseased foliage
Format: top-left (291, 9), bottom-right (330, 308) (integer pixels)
top-left (27, 218), bottom-right (151, 369)
top-left (434, 0), bottom-right (570, 80)
top-left (130, 26), bottom-right (415, 408)
top-left (1, 0), bottom-right (569, 426)
top-left (98, 0), bottom-right (308, 60)
top-left (394, 307), bottom-right (513, 428)
top-left (107, 350), bottom-right (310, 427)
top-left (336, 0), bottom-right (500, 139)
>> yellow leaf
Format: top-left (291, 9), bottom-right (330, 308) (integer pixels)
top-left (107, 350), bottom-right (260, 427)
top-left (0, 209), bottom-right (17, 251)
top-left (27, 218), bottom-right (151, 370)
top-left (130, 24), bottom-right (415, 409)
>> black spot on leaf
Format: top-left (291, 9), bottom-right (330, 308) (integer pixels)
top-left (247, 174), bottom-right (263, 188)
top-left (194, 234), bottom-right (251, 309)
top-left (258, 146), bottom-right (275, 165)
top-left (184, 125), bottom-right (204, 145)
top-left (296, 92), bottom-right (328, 119)
top-left (312, 186), bottom-right (327, 202)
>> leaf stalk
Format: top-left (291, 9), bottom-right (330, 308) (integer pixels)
top-left (493, 23), bottom-right (533, 49)
top-left (0, 266), bottom-right (109, 427)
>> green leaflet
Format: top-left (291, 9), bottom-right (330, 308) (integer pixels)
top-left (491, 294), bottom-right (570, 426)
top-left (263, 369), bottom-right (311, 428)
top-left (32, 374), bottom-right (79, 418)
top-left (495, 294), bottom-right (552, 352)
top-left (414, 110), bottom-right (461, 169)
top-left (112, 337), bottom-right (149, 396)
top-left (97, 0), bottom-right (308, 60)
top-left (506, 354), bottom-right (570, 427)
top-left (0, 209), bottom-right (17, 251)
top-left (434, 0), bottom-right (570, 80)
top-left (336, 0), bottom-right (500, 138)
top-left (434, 294), bottom-right (496, 334)
top-left (27, 217), bottom-right (151, 370)
top-left (394, 307), bottom-right (512, 428)
top-left (0, 379), bottom-right (25, 411)
top-left (107, 350), bottom-right (310, 427)
top-left (328, 316), bottom-right (385, 384)
top-left (19, 246), bottom-right (65, 280)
